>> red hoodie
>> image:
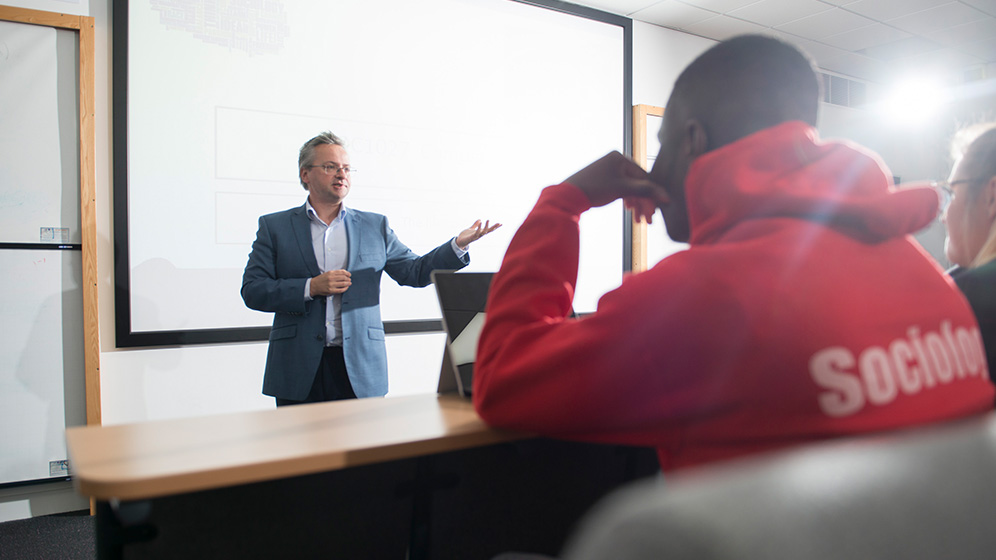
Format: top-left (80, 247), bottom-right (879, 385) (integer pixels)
top-left (474, 121), bottom-right (994, 471)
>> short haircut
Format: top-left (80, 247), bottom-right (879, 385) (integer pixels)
top-left (298, 131), bottom-right (346, 189)
top-left (671, 34), bottom-right (821, 150)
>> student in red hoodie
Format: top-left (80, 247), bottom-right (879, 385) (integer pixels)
top-left (473, 35), bottom-right (994, 472)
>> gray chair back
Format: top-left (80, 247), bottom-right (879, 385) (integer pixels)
top-left (564, 414), bottom-right (996, 560)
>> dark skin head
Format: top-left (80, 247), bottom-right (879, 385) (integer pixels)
top-left (649, 35), bottom-right (821, 242)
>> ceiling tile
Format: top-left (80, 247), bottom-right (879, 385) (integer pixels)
top-left (820, 22), bottom-right (912, 51)
top-left (887, 3), bottom-right (989, 35)
top-left (860, 36), bottom-right (943, 60)
top-left (729, 0), bottom-right (833, 27)
top-left (673, 0), bottom-right (762, 14)
top-left (631, 0), bottom-right (720, 28)
top-left (926, 17), bottom-right (996, 47)
top-left (762, 29), bottom-right (849, 62)
top-left (682, 14), bottom-right (769, 39)
top-left (775, 7), bottom-right (878, 39)
top-left (566, 0), bottom-right (663, 16)
top-left (842, 0), bottom-right (955, 21)
top-left (568, 0), bottom-right (996, 76)
top-left (959, 0), bottom-right (996, 16)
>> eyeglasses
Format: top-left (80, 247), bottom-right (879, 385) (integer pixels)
top-left (308, 164), bottom-right (355, 175)
top-left (933, 178), bottom-right (981, 211)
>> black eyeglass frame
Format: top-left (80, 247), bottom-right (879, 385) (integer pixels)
top-left (934, 177), bottom-right (983, 210)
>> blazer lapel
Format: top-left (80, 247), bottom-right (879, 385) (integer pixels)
top-left (291, 204), bottom-right (322, 277)
top-left (344, 209), bottom-right (360, 270)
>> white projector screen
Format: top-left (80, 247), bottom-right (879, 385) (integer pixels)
top-left (114, 0), bottom-right (631, 346)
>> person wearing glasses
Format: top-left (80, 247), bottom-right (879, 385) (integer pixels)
top-left (941, 123), bottom-right (996, 383)
top-left (242, 131), bottom-right (500, 406)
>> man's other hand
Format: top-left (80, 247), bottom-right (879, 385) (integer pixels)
top-left (311, 269), bottom-right (352, 297)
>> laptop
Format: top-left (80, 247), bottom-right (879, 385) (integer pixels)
top-left (432, 270), bottom-right (494, 397)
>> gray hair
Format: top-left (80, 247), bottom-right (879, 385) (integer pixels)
top-left (951, 122), bottom-right (996, 267)
top-left (298, 131), bottom-right (346, 189)
top-left (951, 123), bottom-right (996, 169)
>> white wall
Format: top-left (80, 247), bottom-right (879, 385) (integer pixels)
top-left (6, 2), bottom-right (989, 520)
top-left (633, 20), bottom-right (715, 108)
top-left (0, 480), bottom-right (85, 522)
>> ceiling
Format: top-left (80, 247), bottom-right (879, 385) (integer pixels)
top-left (565, 0), bottom-right (996, 83)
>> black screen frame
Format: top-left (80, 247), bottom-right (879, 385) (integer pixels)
top-left (112, 0), bottom-right (633, 348)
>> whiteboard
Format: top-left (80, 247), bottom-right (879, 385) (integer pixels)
top-left (115, 0), bottom-right (631, 345)
top-left (0, 250), bottom-right (85, 486)
top-left (0, 21), bottom-right (80, 245)
top-left (0, 18), bottom-right (85, 486)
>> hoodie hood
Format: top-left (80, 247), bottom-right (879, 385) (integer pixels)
top-left (686, 121), bottom-right (940, 246)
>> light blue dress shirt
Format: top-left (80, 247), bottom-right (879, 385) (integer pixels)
top-left (303, 200), bottom-right (466, 347)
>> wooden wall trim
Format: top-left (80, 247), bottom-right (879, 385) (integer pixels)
top-left (79, 15), bottom-right (100, 426)
top-left (631, 104), bottom-right (665, 273)
top-left (0, 5), bottom-right (81, 29)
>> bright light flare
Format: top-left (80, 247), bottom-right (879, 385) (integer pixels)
top-left (877, 77), bottom-right (948, 126)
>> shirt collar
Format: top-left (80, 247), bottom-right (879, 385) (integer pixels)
top-left (305, 198), bottom-right (348, 226)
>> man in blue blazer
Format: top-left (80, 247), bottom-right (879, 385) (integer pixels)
top-left (242, 131), bottom-right (500, 406)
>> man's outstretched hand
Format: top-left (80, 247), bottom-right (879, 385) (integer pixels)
top-left (456, 220), bottom-right (502, 250)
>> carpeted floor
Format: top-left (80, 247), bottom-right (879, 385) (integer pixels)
top-left (0, 511), bottom-right (94, 560)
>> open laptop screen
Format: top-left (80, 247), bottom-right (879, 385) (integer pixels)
top-left (432, 271), bottom-right (493, 397)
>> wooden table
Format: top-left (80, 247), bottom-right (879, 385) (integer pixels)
top-left (66, 393), bottom-right (525, 501)
top-left (67, 393), bottom-right (658, 559)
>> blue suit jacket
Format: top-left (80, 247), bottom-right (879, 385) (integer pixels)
top-left (241, 204), bottom-right (468, 400)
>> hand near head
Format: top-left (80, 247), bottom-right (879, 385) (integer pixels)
top-left (567, 151), bottom-right (668, 224)
top-left (311, 269), bottom-right (352, 297)
top-left (457, 220), bottom-right (502, 249)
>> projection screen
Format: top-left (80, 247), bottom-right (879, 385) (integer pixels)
top-left (114, 0), bottom-right (632, 346)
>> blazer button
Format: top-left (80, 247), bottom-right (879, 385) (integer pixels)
top-left (315, 335), bottom-right (323, 341)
